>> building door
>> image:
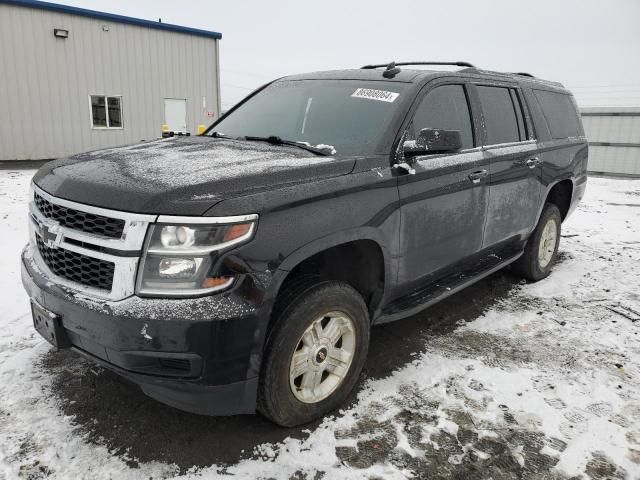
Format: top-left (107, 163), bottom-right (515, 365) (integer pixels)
top-left (164, 98), bottom-right (187, 133)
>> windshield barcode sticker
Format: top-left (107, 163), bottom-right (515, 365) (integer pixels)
top-left (352, 88), bottom-right (399, 103)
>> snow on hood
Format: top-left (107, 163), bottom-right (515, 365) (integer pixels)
top-left (33, 136), bottom-right (353, 215)
top-left (69, 136), bottom-right (335, 188)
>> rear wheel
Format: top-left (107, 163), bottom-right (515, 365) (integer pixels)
top-left (512, 203), bottom-right (562, 281)
top-left (258, 281), bottom-right (369, 427)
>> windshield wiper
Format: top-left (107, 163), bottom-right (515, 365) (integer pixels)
top-left (242, 135), bottom-right (333, 156)
top-left (211, 131), bottom-right (234, 139)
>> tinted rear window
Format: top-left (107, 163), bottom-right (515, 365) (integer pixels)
top-left (477, 86), bottom-right (520, 145)
top-left (533, 90), bottom-right (582, 139)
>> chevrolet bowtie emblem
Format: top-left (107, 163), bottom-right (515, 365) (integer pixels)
top-left (39, 221), bottom-right (64, 249)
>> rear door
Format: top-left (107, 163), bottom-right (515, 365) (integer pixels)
top-left (472, 84), bottom-right (542, 247)
top-left (396, 82), bottom-right (490, 289)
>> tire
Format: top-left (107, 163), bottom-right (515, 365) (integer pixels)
top-left (512, 203), bottom-right (562, 281)
top-left (257, 281), bottom-right (370, 427)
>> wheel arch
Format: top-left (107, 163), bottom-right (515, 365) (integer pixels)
top-left (531, 177), bottom-right (575, 231)
top-left (545, 178), bottom-right (574, 221)
top-left (268, 228), bottom-right (392, 323)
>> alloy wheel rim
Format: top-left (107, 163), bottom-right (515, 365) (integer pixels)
top-left (289, 311), bottom-right (356, 404)
top-left (538, 217), bottom-right (558, 268)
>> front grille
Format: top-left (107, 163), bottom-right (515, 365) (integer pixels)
top-left (35, 235), bottom-right (115, 290)
top-left (34, 192), bottom-right (125, 239)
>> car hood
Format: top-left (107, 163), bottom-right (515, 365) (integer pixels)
top-left (33, 137), bottom-right (355, 215)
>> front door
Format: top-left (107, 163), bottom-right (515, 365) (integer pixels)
top-left (397, 83), bottom-right (490, 290)
top-left (473, 85), bottom-right (542, 246)
top-left (164, 98), bottom-right (188, 133)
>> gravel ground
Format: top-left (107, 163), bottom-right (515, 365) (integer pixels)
top-left (1, 170), bottom-right (639, 479)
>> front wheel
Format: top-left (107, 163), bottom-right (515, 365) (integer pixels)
top-left (512, 203), bottom-right (562, 281)
top-left (258, 281), bottom-right (369, 427)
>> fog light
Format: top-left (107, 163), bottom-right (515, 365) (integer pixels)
top-left (158, 258), bottom-right (196, 278)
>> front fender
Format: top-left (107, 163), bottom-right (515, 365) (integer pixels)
top-left (267, 226), bottom-right (394, 310)
top-left (277, 226), bottom-right (391, 273)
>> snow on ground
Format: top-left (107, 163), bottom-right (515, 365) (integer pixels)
top-left (1, 169), bottom-right (640, 479)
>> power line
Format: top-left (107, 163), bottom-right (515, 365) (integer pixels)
top-left (575, 95), bottom-right (640, 97)
top-left (567, 83), bottom-right (640, 89)
top-left (223, 68), bottom-right (276, 79)
top-left (570, 87), bottom-right (640, 91)
top-left (221, 83), bottom-right (256, 91)
top-left (570, 90), bottom-right (640, 95)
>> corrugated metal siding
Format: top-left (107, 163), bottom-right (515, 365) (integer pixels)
top-left (0, 4), bottom-right (220, 160)
top-left (582, 107), bottom-right (640, 176)
top-left (587, 146), bottom-right (640, 175)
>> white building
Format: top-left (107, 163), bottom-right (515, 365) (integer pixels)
top-left (582, 107), bottom-right (640, 177)
top-left (0, 0), bottom-right (222, 161)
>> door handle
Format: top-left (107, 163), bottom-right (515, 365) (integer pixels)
top-left (526, 157), bottom-right (541, 168)
top-left (468, 170), bottom-right (488, 184)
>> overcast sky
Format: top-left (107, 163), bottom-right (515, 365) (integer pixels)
top-left (60, 0), bottom-right (640, 109)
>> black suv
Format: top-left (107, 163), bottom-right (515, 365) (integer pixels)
top-left (22, 62), bottom-right (588, 426)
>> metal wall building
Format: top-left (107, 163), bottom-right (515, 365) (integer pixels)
top-left (0, 0), bottom-right (222, 161)
top-left (582, 107), bottom-right (640, 177)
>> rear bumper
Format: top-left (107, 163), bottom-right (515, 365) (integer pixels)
top-left (21, 244), bottom-right (274, 416)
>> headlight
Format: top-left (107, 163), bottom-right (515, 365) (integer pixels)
top-left (136, 216), bottom-right (257, 297)
top-left (161, 226), bottom-right (196, 248)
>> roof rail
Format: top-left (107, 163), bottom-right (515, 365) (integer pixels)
top-left (361, 61), bottom-right (476, 69)
top-left (512, 72), bottom-right (535, 78)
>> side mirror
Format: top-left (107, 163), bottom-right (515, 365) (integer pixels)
top-left (403, 128), bottom-right (463, 158)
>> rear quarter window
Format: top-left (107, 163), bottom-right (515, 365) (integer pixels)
top-left (533, 90), bottom-right (582, 139)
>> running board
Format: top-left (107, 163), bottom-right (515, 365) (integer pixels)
top-left (374, 252), bottom-right (522, 325)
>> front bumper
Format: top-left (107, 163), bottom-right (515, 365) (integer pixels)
top-left (21, 245), bottom-right (273, 416)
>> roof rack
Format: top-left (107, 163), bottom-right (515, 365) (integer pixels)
top-left (512, 72), bottom-right (535, 78)
top-left (361, 61), bottom-right (476, 69)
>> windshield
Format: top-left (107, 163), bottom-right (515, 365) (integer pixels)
top-left (212, 80), bottom-right (406, 156)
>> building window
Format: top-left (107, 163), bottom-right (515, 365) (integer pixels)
top-left (90, 95), bottom-right (123, 128)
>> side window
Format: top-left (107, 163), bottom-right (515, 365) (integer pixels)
top-left (477, 86), bottom-right (520, 145)
top-left (533, 89), bottom-right (582, 139)
top-left (411, 84), bottom-right (474, 149)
